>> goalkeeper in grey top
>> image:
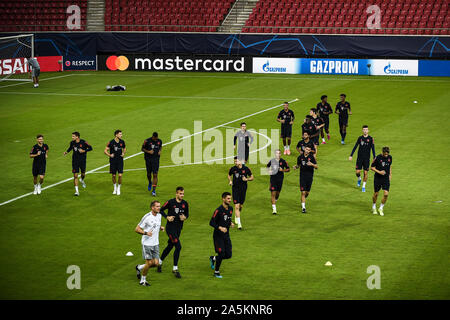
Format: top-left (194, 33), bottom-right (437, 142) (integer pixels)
top-left (27, 57), bottom-right (40, 88)
top-left (233, 122), bottom-right (254, 164)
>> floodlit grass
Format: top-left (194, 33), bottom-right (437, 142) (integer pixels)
top-left (0, 71), bottom-right (449, 299)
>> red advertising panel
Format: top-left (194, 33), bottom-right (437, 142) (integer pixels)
top-left (0, 56), bottom-right (62, 76)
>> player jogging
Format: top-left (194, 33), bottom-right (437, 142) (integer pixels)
top-left (310, 108), bottom-right (324, 155)
top-left (266, 149), bottom-right (290, 215)
top-left (63, 132), bottom-right (93, 196)
top-left (371, 147), bottom-right (392, 216)
top-left (142, 132), bottom-right (162, 196)
top-left (135, 201), bottom-right (165, 286)
top-left (335, 94), bottom-right (352, 144)
top-left (29, 134), bottom-right (49, 195)
top-left (228, 157), bottom-right (254, 230)
top-left (277, 101), bottom-right (295, 155)
top-left (104, 130), bottom-right (126, 195)
top-left (209, 192), bottom-right (234, 279)
top-left (27, 57), bottom-right (40, 88)
top-left (316, 95), bottom-right (333, 143)
top-left (233, 122), bottom-right (254, 163)
top-left (349, 125), bottom-right (375, 192)
top-left (296, 131), bottom-right (316, 157)
top-left (293, 146), bottom-right (318, 213)
top-left (158, 186), bottom-right (189, 278)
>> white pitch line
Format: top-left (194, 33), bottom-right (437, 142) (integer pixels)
top-left (76, 73), bottom-right (450, 82)
top-left (90, 126), bottom-right (272, 174)
top-left (0, 91), bottom-right (290, 101)
top-left (0, 99), bottom-right (296, 207)
top-left (0, 74), bottom-right (74, 89)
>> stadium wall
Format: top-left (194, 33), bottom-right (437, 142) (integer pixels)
top-left (1, 33), bottom-right (448, 59)
top-left (1, 32), bottom-right (449, 76)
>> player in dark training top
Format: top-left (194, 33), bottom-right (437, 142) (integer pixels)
top-left (158, 186), bottom-right (189, 278)
top-left (371, 147), bottom-right (393, 216)
top-left (228, 157), bottom-right (254, 230)
top-left (335, 93), bottom-right (352, 144)
top-left (293, 146), bottom-right (318, 213)
top-left (29, 134), bottom-right (49, 195)
top-left (209, 192), bottom-right (234, 279)
top-left (277, 101), bottom-right (295, 155)
top-left (266, 149), bottom-right (290, 215)
top-left (104, 130), bottom-right (126, 195)
top-left (349, 125), bottom-right (375, 193)
top-left (63, 131), bottom-right (93, 196)
top-left (296, 131), bottom-right (316, 158)
top-left (302, 115), bottom-right (317, 143)
top-left (309, 108), bottom-right (324, 156)
top-left (317, 95), bottom-right (333, 143)
top-left (142, 132), bottom-right (163, 196)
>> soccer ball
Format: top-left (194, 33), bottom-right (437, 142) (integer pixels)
top-left (106, 85), bottom-right (111, 90)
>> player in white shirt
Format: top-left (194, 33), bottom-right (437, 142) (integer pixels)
top-left (134, 201), bottom-right (164, 286)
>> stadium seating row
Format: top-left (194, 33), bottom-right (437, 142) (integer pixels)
top-left (0, 0), bottom-right (448, 34)
top-left (0, 0), bottom-right (88, 32)
top-left (245, 0), bottom-right (449, 35)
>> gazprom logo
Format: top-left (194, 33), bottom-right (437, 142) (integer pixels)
top-left (262, 60), bottom-right (286, 73)
top-left (383, 63), bottom-right (408, 75)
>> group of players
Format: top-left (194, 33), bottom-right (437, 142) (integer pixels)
top-left (29, 94), bottom-right (392, 285)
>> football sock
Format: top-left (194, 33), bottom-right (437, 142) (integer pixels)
top-left (138, 264), bottom-right (145, 271)
top-left (75, 186), bottom-right (79, 193)
top-left (152, 185), bottom-right (156, 191)
top-left (380, 203), bottom-right (384, 209)
top-left (372, 203), bottom-right (376, 209)
top-left (141, 275), bottom-right (146, 282)
top-left (158, 259), bottom-right (163, 265)
top-left (173, 266), bottom-right (178, 271)
top-left (272, 204), bottom-right (277, 212)
top-left (236, 217), bottom-right (241, 225)
top-left (362, 182), bottom-right (366, 188)
top-left (302, 202), bottom-right (306, 209)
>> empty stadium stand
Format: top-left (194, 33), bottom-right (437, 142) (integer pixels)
top-left (243, 0), bottom-right (449, 35)
top-left (0, 0), bottom-right (88, 32)
top-left (0, 0), bottom-right (448, 35)
top-left (104, 0), bottom-right (235, 32)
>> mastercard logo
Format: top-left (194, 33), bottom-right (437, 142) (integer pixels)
top-left (106, 55), bottom-right (129, 71)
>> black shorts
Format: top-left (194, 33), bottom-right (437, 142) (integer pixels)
top-left (269, 177), bottom-right (284, 192)
top-left (311, 136), bottom-right (319, 146)
top-left (374, 176), bottom-right (390, 192)
top-left (339, 117), bottom-right (348, 126)
top-left (280, 125), bottom-right (292, 138)
top-left (145, 157), bottom-right (160, 174)
top-left (213, 233), bottom-right (232, 258)
top-left (232, 185), bottom-right (247, 205)
top-left (356, 157), bottom-right (370, 171)
top-left (322, 116), bottom-right (330, 132)
top-left (72, 160), bottom-right (86, 173)
top-left (300, 173), bottom-right (314, 192)
top-left (32, 163), bottom-right (46, 176)
top-left (166, 228), bottom-right (181, 244)
top-left (109, 159), bottom-right (123, 174)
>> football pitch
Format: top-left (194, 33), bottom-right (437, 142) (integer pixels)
top-left (0, 71), bottom-right (449, 300)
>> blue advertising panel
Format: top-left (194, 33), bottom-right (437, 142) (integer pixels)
top-left (418, 60), bottom-right (450, 77)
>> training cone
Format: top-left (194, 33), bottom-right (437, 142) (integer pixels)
top-left (126, 251), bottom-right (134, 256)
top-left (325, 261), bottom-right (332, 266)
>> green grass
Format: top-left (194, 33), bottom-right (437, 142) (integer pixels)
top-left (0, 71), bottom-right (449, 299)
